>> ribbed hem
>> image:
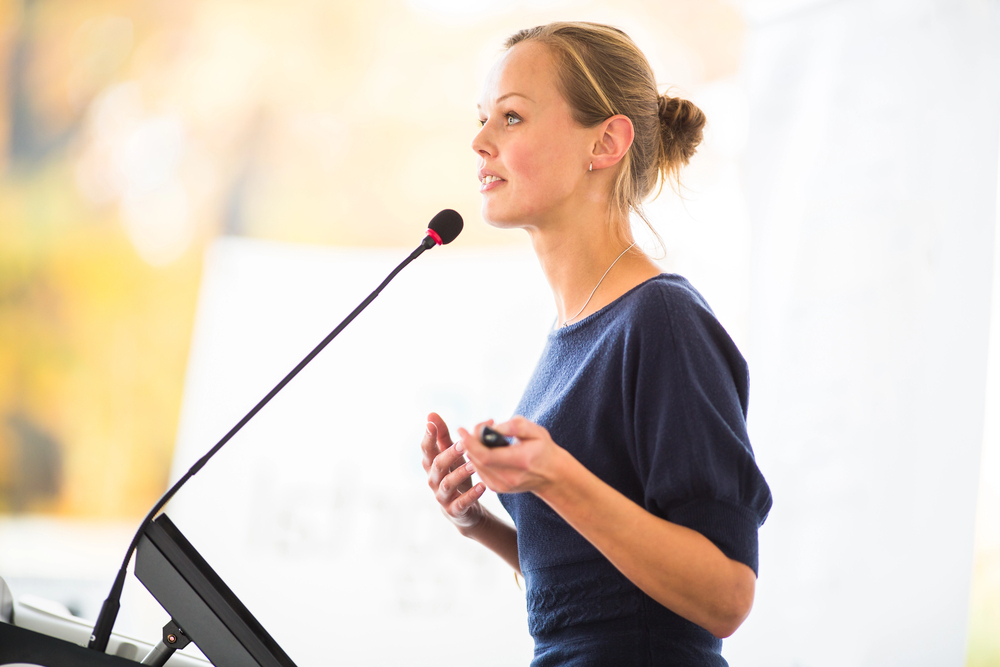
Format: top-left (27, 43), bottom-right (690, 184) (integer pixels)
top-left (524, 559), bottom-right (642, 637)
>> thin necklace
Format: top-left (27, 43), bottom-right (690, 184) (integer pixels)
top-left (562, 242), bottom-right (636, 327)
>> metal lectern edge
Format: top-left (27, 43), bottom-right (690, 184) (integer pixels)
top-left (135, 515), bottom-right (297, 667)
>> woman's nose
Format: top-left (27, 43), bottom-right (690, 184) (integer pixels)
top-left (471, 123), bottom-right (494, 158)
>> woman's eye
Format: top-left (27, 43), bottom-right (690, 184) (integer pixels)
top-left (477, 114), bottom-right (519, 127)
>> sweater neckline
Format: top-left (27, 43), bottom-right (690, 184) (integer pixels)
top-left (551, 273), bottom-right (673, 338)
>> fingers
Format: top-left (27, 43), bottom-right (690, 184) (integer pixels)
top-left (473, 418), bottom-right (496, 442)
top-left (427, 437), bottom-right (470, 490)
top-left (436, 458), bottom-right (477, 504)
top-left (445, 481), bottom-right (486, 517)
top-left (427, 412), bottom-right (453, 452)
top-left (457, 426), bottom-right (493, 466)
top-left (425, 414), bottom-right (551, 503)
top-left (422, 413), bottom-right (490, 528)
top-left (494, 415), bottom-right (547, 441)
top-left (420, 421), bottom-right (438, 473)
top-left (421, 413), bottom-right (457, 472)
top-left (461, 420), bottom-right (501, 450)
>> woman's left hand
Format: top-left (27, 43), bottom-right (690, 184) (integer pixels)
top-left (457, 416), bottom-right (568, 495)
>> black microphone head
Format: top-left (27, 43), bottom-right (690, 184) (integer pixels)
top-left (427, 209), bottom-right (463, 245)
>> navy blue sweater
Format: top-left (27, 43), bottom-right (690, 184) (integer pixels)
top-left (498, 274), bottom-right (772, 666)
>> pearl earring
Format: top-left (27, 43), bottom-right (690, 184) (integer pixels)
top-left (589, 162), bottom-right (593, 172)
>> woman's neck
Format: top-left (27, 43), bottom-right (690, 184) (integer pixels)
top-left (526, 216), bottom-right (661, 327)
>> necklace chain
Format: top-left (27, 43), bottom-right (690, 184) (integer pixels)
top-left (563, 242), bottom-right (636, 327)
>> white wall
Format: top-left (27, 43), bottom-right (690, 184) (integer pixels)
top-left (725, 1), bottom-right (1000, 665)
top-left (165, 241), bottom-right (553, 665)
top-left (158, 3), bottom-right (1000, 664)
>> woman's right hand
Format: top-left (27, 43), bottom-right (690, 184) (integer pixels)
top-left (421, 412), bottom-right (488, 535)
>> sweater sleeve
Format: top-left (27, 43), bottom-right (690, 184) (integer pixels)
top-left (623, 282), bottom-right (772, 576)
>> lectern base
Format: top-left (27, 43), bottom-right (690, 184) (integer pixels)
top-left (0, 622), bottom-right (138, 667)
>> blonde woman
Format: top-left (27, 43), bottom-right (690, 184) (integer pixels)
top-left (420, 22), bottom-right (771, 666)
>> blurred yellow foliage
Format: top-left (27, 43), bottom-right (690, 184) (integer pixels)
top-left (0, 0), bottom-right (743, 519)
top-left (0, 164), bottom-right (200, 517)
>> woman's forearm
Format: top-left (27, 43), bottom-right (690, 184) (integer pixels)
top-left (535, 449), bottom-right (755, 638)
top-left (461, 507), bottom-right (521, 574)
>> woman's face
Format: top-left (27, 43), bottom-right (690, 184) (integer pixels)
top-left (473, 41), bottom-right (595, 229)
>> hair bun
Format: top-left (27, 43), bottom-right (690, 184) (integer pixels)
top-left (658, 94), bottom-right (706, 174)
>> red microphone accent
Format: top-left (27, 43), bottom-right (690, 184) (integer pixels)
top-left (426, 228), bottom-right (444, 246)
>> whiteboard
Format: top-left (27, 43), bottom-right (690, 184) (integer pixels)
top-left (165, 239), bottom-right (553, 665)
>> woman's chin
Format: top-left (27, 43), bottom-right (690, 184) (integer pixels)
top-left (481, 207), bottom-right (519, 229)
top-left (481, 201), bottom-right (536, 230)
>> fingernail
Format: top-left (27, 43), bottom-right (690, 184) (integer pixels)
top-left (476, 483), bottom-right (485, 492)
top-left (426, 423), bottom-right (434, 435)
top-left (455, 440), bottom-right (465, 453)
top-left (466, 461), bottom-right (475, 472)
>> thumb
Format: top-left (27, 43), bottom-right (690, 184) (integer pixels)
top-left (494, 415), bottom-right (545, 441)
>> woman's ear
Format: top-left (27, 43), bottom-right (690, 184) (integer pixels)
top-left (590, 115), bottom-right (634, 171)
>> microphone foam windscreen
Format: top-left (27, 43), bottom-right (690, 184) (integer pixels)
top-left (428, 209), bottom-right (464, 245)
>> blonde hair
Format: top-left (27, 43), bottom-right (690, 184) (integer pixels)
top-left (505, 22), bottom-right (705, 246)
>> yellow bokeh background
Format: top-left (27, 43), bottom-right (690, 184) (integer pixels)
top-left (0, 0), bottom-right (743, 519)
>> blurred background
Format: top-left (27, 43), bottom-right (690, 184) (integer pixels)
top-left (0, 0), bottom-right (998, 665)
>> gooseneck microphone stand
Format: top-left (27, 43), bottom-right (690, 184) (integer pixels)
top-left (88, 210), bottom-right (463, 653)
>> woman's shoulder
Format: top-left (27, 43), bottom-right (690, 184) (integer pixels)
top-left (619, 274), bottom-right (745, 368)
top-left (554, 273), bottom-right (720, 343)
top-left (615, 273), bottom-right (718, 328)
top-left (625, 275), bottom-right (751, 416)
top-left (632, 273), bottom-right (708, 303)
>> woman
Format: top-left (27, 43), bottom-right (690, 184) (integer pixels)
top-left (420, 22), bottom-right (771, 666)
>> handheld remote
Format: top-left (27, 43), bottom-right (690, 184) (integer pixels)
top-left (481, 425), bottom-right (511, 448)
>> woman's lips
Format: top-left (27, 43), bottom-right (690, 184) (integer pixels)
top-left (480, 174), bottom-right (506, 192)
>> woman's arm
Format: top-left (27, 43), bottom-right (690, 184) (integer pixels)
top-left (421, 413), bottom-right (521, 573)
top-left (458, 417), bottom-right (756, 639)
top-left (458, 503), bottom-right (521, 574)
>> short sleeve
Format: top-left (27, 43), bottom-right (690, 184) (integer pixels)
top-left (622, 281), bottom-right (772, 575)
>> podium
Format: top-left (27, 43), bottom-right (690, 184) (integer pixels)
top-left (1, 514), bottom-right (295, 667)
top-left (0, 622), bottom-right (139, 667)
top-left (133, 515), bottom-right (296, 667)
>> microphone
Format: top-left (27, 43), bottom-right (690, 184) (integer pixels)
top-left (422, 208), bottom-right (463, 248)
top-left (87, 210), bottom-right (463, 653)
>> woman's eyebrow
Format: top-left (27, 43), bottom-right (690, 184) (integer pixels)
top-left (477, 92), bottom-right (534, 110)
